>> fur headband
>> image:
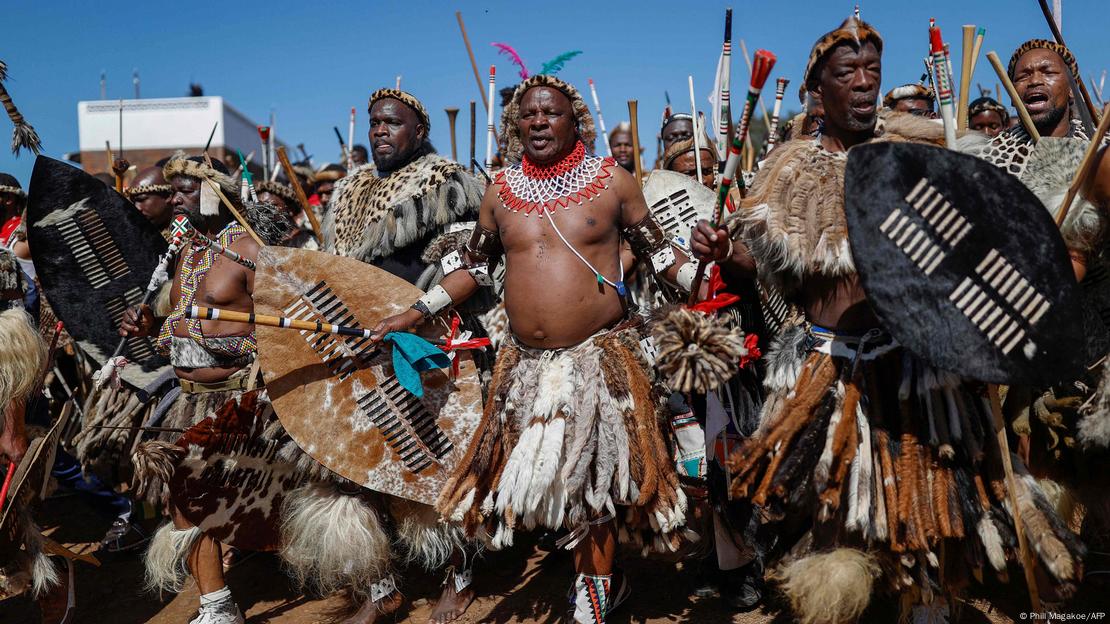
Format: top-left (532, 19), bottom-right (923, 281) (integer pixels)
top-left (124, 184), bottom-right (172, 200)
top-left (883, 84), bottom-right (933, 109)
top-left (256, 179), bottom-right (303, 211)
top-left (0, 184), bottom-right (24, 198)
top-left (968, 97), bottom-right (1011, 126)
top-left (369, 88), bottom-right (431, 131)
top-left (803, 17), bottom-right (883, 89)
top-left (499, 74), bottom-right (597, 164)
top-left (1008, 39), bottom-right (1080, 83)
top-left (162, 153), bottom-right (238, 199)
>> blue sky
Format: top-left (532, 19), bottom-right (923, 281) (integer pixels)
top-left (2, 0), bottom-right (1107, 184)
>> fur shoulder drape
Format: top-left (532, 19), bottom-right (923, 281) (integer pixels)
top-left (322, 154), bottom-right (483, 262)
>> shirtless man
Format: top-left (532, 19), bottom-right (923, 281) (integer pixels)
top-left (121, 155), bottom-right (265, 624)
top-left (374, 75), bottom-right (694, 624)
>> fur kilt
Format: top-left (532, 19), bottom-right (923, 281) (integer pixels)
top-left (437, 321), bottom-right (689, 555)
top-left (727, 324), bottom-right (1086, 611)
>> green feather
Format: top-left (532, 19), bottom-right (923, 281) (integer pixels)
top-left (539, 50), bottom-right (583, 76)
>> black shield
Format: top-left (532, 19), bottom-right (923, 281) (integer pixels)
top-left (26, 156), bottom-right (170, 388)
top-left (844, 141), bottom-right (1084, 385)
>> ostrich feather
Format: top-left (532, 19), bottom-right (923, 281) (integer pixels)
top-left (492, 42), bottom-right (529, 79)
top-left (540, 50), bottom-right (583, 76)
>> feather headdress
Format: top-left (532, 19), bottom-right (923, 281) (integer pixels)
top-left (540, 51), bottom-right (583, 76)
top-left (0, 61), bottom-right (42, 156)
top-left (492, 43), bottom-right (529, 80)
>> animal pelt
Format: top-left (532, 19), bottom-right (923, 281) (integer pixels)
top-left (2, 503), bottom-right (60, 599)
top-left (1018, 137), bottom-right (1105, 253)
top-left (1078, 358), bottom-right (1110, 449)
top-left (0, 308), bottom-right (45, 436)
top-left (279, 482), bottom-right (392, 601)
top-left (730, 111), bottom-right (947, 296)
top-left (772, 548), bottom-right (880, 624)
top-left (759, 322), bottom-right (807, 430)
top-left (437, 324), bottom-right (686, 552)
top-left (653, 306), bottom-right (747, 394)
top-left (143, 523), bottom-right (201, 595)
top-left (131, 440), bottom-right (185, 502)
top-left (1008, 460), bottom-right (1085, 587)
top-left (322, 153), bottom-right (483, 263)
top-left (0, 247), bottom-right (25, 308)
top-left (243, 199), bottom-right (294, 246)
top-left (386, 497), bottom-right (468, 571)
top-left (75, 382), bottom-right (152, 478)
top-left (420, 228), bottom-right (473, 266)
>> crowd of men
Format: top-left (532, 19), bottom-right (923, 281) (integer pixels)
top-left (1, 10), bottom-right (1109, 624)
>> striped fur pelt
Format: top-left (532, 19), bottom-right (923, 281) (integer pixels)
top-left (725, 339), bottom-right (1086, 607)
top-left (437, 323), bottom-right (689, 555)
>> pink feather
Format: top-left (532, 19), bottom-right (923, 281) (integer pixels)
top-left (492, 42), bottom-right (529, 79)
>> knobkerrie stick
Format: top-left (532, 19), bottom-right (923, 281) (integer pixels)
top-left (186, 305), bottom-right (447, 345)
top-left (986, 51), bottom-right (1041, 143)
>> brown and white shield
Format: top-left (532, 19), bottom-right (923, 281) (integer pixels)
top-left (253, 246), bottom-right (483, 505)
top-left (169, 390), bottom-right (306, 552)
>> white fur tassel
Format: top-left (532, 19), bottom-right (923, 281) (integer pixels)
top-left (143, 523), bottom-right (201, 595)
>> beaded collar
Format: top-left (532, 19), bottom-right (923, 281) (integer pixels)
top-left (495, 141), bottom-right (616, 215)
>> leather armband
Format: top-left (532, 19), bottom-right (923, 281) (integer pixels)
top-left (623, 214), bottom-right (676, 273)
top-left (412, 285), bottom-right (453, 319)
top-left (464, 224), bottom-right (504, 263)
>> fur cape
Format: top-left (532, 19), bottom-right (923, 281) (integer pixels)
top-left (729, 111), bottom-right (945, 296)
top-left (437, 323), bottom-right (690, 555)
top-left (321, 154), bottom-right (482, 263)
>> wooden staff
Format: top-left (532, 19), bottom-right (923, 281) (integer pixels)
top-left (112, 99), bottom-right (128, 192)
top-left (1036, 0), bottom-right (1100, 124)
top-left (627, 100), bottom-right (643, 184)
top-left (276, 146), bottom-right (322, 242)
top-left (347, 107), bottom-right (356, 170)
top-left (987, 51), bottom-right (1041, 142)
top-left (688, 49), bottom-right (776, 306)
top-left (485, 66), bottom-right (496, 172)
top-left (469, 101), bottom-right (476, 175)
top-left (930, 25), bottom-right (958, 149)
top-left (987, 385), bottom-right (1041, 611)
top-left (446, 107), bottom-right (460, 162)
top-left (456, 11), bottom-right (488, 112)
top-left (588, 79), bottom-right (611, 156)
top-left (958, 25), bottom-right (977, 130)
top-left (186, 305), bottom-right (447, 345)
top-left (766, 77), bottom-right (789, 150)
top-left (1055, 103), bottom-right (1110, 227)
top-left (688, 76), bottom-right (703, 183)
top-left (970, 27), bottom-right (986, 96)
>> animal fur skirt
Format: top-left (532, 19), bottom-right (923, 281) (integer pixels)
top-left (727, 324), bottom-right (1086, 607)
top-left (437, 323), bottom-right (689, 554)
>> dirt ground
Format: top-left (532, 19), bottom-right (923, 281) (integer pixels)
top-left (3, 493), bottom-right (1107, 623)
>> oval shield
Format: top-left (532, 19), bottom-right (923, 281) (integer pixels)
top-left (844, 141), bottom-right (1084, 385)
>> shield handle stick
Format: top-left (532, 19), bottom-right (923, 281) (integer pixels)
top-left (988, 384), bottom-right (1040, 611)
top-left (276, 146), bottom-right (323, 243)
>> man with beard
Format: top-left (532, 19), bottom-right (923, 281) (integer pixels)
top-left (693, 17), bottom-right (1083, 623)
top-left (608, 122), bottom-right (637, 173)
top-left (124, 166), bottom-right (174, 236)
top-left (301, 88), bottom-right (484, 624)
top-left (882, 83), bottom-right (936, 117)
top-left (120, 155), bottom-right (289, 624)
top-left (374, 74), bottom-right (695, 624)
top-left (968, 96), bottom-right (1010, 138)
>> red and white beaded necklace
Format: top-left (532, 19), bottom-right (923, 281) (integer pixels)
top-left (494, 141), bottom-right (617, 216)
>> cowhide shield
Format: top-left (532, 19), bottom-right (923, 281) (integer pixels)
top-left (254, 246), bottom-right (483, 505)
top-left (169, 390), bottom-right (304, 552)
top-left (642, 169), bottom-right (716, 250)
top-left (0, 403), bottom-right (70, 532)
top-left (844, 141), bottom-right (1084, 386)
top-left (26, 156), bottom-right (169, 388)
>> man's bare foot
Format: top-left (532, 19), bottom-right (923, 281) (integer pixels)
top-left (341, 580), bottom-right (402, 624)
top-left (428, 567), bottom-right (475, 624)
